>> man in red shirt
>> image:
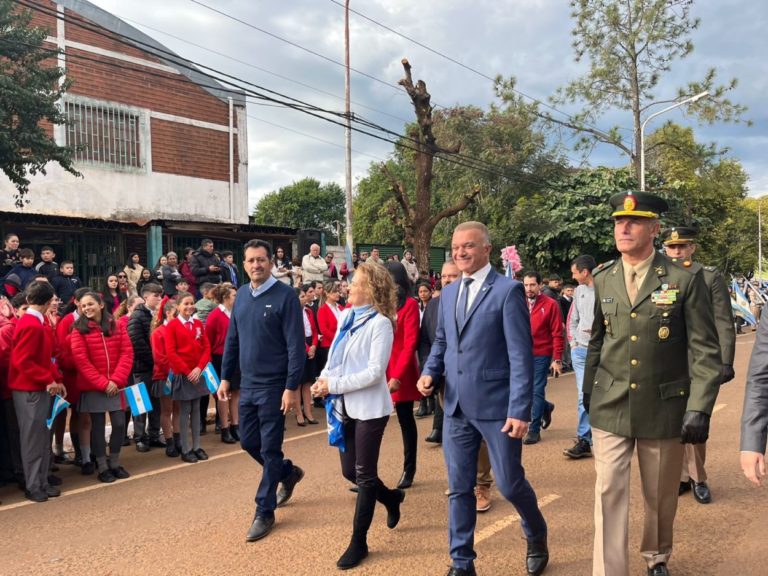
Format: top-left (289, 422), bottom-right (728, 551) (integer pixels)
top-left (522, 271), bottom-right (564, 445)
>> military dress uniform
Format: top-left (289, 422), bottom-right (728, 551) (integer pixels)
top-left (662, 227), bottom-right (736, 504)
top-left (584, 192), bottom-right (722, 576)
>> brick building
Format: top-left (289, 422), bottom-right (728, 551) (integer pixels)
top-left (0, 0), bottom-right (298, 287)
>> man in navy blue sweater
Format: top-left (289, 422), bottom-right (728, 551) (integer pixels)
top-left (219, 239), bottom-right (306, 542)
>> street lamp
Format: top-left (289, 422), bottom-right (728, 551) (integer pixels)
top-left (639, 91), bottom-right (709, 191)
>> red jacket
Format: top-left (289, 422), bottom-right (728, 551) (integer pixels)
top-left (55, 312), bottom-right (81, 403)
top-left (205, 306), bottom-right (230, 356)
top-left (151, 324), bottom-right (171, 381)
top-left (9, 312), bottom-right (61, 392)
top-left (0, 316), bottom-right (16, 400)
top-left (165, 317), bottom-right (211, 375)
top-left (317, 302), bottom-right (343, 350)
top-left (387, 297), bottom-right (421, 403)
top-left (528, 294), bottom-right (564, 360)
top-left (179, 262), bottom-right (197, 294)
top-left (303, 307), bottom-right (318, 353)
top-left (70, 321), bottom-right (135, 392)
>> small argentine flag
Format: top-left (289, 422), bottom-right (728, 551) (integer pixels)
top-left (164, 371), bottom-right (173, 396)
top-left (202, 362), bottom-right (220, 394)
top-left (125, 381), bottom-right (153, 417)
top-left (46, 395), bottom-right (70, 430)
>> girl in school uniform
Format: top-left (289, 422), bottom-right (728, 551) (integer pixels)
top-left (316, 279), bottom-right (344, 374)
top-left (205, 283), bottom-right (240, 444)
top-left (297, 284), bottom-right (319, 426)
top-left (70, 292), bottom-right (134, 483)
top-left (165, 292), bottom-right (211, 463)
top-left (151, 298), bottom-right (181, 457)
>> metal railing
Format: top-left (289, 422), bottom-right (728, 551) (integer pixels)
top-left (65, 100), bottom-right (142, 169)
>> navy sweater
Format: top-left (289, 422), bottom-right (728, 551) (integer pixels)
top-left (221, 281), bottom-right (305, 390)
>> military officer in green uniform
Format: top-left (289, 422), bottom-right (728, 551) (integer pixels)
top-left (584, 191), bottom-right (722, 576)
top-left (662, 226), bottom-right (736, 505)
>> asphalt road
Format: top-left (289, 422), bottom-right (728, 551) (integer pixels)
top-left (0, 332), bottom-right (764, 576)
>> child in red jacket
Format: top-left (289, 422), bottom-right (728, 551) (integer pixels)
top-left (9, 281), bottom-right (66, 503)
top-left (70, 292), bottom-right (134, 483)
top-left (151, 298), bottom-right (180, 457)
top-left (0, 294), bottom-right (25, 491)
top-left (165, 292), bottom-right (211, 463)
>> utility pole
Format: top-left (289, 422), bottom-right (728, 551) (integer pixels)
top-left (759, 199), bottom-right (763, 280)
top-left (343, 0), bottom-right (354, 269)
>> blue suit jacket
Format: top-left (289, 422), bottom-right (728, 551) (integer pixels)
top-left (423, 268), bottom-right (534, 421)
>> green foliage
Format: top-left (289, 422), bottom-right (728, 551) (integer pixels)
top-left (547, 0), bottom-right (749, 173)
top-left (252, 177), bottom-right (345, 240)
top-left (0, 0), bottom-right (79, 207)
top-left (646, 122), bottom-right (749, 272)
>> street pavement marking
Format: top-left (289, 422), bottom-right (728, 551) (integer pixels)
top-left (0, 428), bottom-right (328, 513)
top-left (713, 403), bottom-right (727, 414)
top-left (475, 494), bottom-right (561, 544)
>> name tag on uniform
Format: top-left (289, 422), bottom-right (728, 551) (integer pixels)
top-left (601, 297), bottom-right (613, 303)
top-left (651, 290), bottom-right (678, 305)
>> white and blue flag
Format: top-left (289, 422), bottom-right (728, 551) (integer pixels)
top-left (325, 394), bottom-right (346, 452)
top-left (46, 395), bottom-right (70, 430)
top-left (202, 362), bottom-right (220, 394)
top-left (164, 370), bottom-right (173, 396)
top-left (125, 381), bottom-right (153, 416)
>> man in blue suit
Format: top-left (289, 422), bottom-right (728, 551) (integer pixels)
top-left (419, 222), bottom-right (549, 576)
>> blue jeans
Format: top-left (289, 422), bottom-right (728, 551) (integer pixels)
top-left (571, 346), bottom-right (592, 443)
top-left (529, 355), bottom-right (554, 434)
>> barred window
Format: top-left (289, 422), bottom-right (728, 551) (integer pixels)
top-left (65, 99), bottom-right (143, 169)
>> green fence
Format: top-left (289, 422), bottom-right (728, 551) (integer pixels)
top-left (356, 244), bottom-right (447, 274)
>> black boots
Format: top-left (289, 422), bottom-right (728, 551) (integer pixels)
top-left (376, 481), bottom-right (405, 529)
top-left (337, 485), bottom-right (376, 570)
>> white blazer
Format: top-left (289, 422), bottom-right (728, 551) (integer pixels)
top-left (321, 310), bottom-right (394, 420)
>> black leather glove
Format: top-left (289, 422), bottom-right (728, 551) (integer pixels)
top-left (680, 411), bottom-right (710, 444)
top-left (721, 364), bottom-right (735, 385)
top-left (582, 393), bottom-right (590, 415)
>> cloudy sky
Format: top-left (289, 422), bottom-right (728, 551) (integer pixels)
top-left (86, 0), bottom-right (767, 210)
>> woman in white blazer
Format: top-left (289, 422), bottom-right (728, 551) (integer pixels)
top-left (312, 262), bottom-right (405, 570)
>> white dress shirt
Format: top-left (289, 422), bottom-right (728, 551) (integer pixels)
top-left (456, 262), bottom-right (493, 317)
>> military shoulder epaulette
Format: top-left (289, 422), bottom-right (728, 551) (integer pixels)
top-left (592, 260), bottom-right (615, 276)
top-left (703, 265), bottom-right (718, 272)
top-left (666, 257), bottom-right (701, 274)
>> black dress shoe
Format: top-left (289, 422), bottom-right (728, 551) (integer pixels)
top-left (679, 481), bottom-right (692, 495)
top-left (148, 438), bottom-right (167, 448)
top-left (526, 537), bottom-right (549, 576)
top-left (397, 471), bottom-right (414, 489)
top-left (47, 474), bottom-right (62, 486)
top-left (446, 567), bottom-right (476, 576)
top-left (45, 485), bottom-right (61, 497)
top-left (194, 448), bottom-right (209, 461)
top-left (691, 480), bottom-right (712, 504)
top-left (425, 429), bottom-right (442, 443)
top-left (135, 441), bottom-right (150, 453)
top-left (648, 563), bottom-right (670, 576)
top-left (276, 465), bottom-right (305, 507)
top-left (523, 430), bottom-right (541, 445)
top-left (81, 462), bottom-right (96, 476)
top-left (221, 428), bottom-right (237, 444)
top-left (25, 490), bottom-right (48, 503)
top-left (181, 451), bottom-right (198, 463)
top-left (541, 403), bottom-right (555, 430)
top-left (165, 444), bottom-right (180, 458)
top-left (246, 515), bottom-right (275, 542)
top-left (230, 424), bottom-right (240, 441)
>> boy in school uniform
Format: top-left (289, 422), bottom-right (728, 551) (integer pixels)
top-left (9, 281), bottom-right (66, 502)
top-left (35, 246), bottom-right (59, 281)
top-left (52, 261), bottom-right (83, 313)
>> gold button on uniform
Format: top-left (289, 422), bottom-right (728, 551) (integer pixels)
top-left (630, 383), bottom-right (638, 390)
top-left (631, 359), bottom-right (638, 366)
top-left (662, 312), bottom-right (669, 318)
top-left (631, 335), bottom-right (638, 342)
top-left (631, 312), bottom-right (637, 318)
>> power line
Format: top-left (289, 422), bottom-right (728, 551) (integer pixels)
top-left (326, 0), bottom-right (633, 139)
top-left (14, 0), bottom-right (558, 188)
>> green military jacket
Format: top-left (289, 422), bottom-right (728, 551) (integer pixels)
top-left (584, 252), bottom-right (722, 439)
top-left (682, 261), bottom-right (736, 366)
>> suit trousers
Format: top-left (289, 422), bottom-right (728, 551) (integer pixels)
top-left (443, 407), bottom-right (547, 570)
top-left (680, 442), bottom-right (707, 483)
top-left (12, 391), bottom-right (52, 495)
top-left (592, 428), bottom-right (685, 576)
top-left (239, 386), bottom-right (294, 518)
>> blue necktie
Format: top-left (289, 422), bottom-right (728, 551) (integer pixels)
top-left (457, 278), bottom-right (474, 328)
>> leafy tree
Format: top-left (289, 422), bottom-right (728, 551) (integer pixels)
top-left (541, 0), bottom-right (749, 182)
top-left (252, 177), bottom-right (345, 240)
top-left (0, 0), bottom-right (79, 207)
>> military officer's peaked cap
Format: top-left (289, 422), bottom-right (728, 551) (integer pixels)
top-left (609, 191), bottom-right (669, 219)
top-left (661, 226), bottom-right (698, 246)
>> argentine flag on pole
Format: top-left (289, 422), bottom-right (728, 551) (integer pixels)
top-left (164, 370), bottom-right (173, 396)
top-left (202, 363), bottom-right (220, 394)
top-left (125, 381), bottom-right (153, 417)
top-left (325, 394), bottom-right (346, 452)
top-left (46, 395), bottom-right (70, 429)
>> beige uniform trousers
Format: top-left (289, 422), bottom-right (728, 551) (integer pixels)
top-left (592, 428), bottom-right (685, 576)
top-left (680, 442), bottom-right (707, 483)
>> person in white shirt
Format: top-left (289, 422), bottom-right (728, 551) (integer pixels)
top-left (301, 244), bottom-right (328, 283)
top-left (312, 262), bottom-right (405, 570)
top-left (402, 250), bottom-right (420, 284)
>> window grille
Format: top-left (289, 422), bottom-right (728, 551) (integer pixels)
top-left (65, 100), bottom-right (143, 169)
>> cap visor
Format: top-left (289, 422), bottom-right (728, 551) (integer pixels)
top-left (611, 210), bottom-right (658, 218)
